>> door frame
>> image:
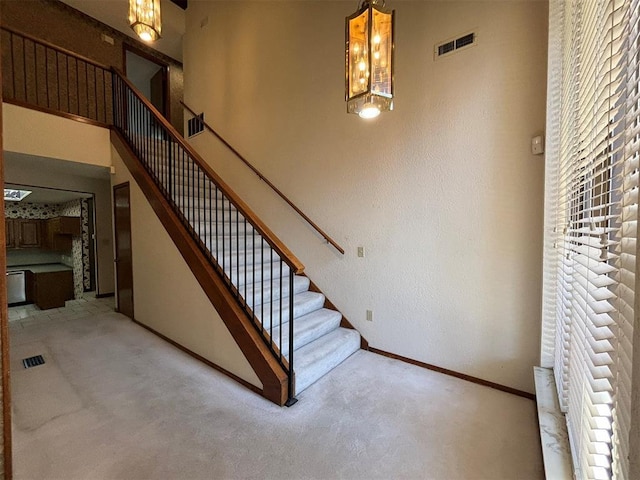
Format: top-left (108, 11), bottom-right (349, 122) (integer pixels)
top-left (113, 182), bottom-right (134, 319)
top-left (122, 44), bottom-right (170, 121)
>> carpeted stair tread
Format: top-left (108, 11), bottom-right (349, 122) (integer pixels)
top-left (253, 291), bottom-right (325, 328)
top-left (242, 275), bottom-right (310, 308)
top-left (222, 261), bottom-right (291, 287)
top-left (272, 308), bottom-right (342, 358)
top-left (294, 328), bottom-right (361, 394)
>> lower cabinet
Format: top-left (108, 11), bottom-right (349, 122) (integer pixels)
top-left (27, 270), bottom-right (74, 310)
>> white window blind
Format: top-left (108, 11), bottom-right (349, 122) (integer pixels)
top-left (542, 1), bottom-right (638, 479)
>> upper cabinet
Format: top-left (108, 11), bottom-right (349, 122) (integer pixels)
top-left (6, 218), bottom-right (43, 249)
top-left (5, 216), bottom-right (81, 251)
top-left (46, 216), bottom-right (82, 251)
top-left (16, 219), bottom-right (42, 248)
top-left (5, 219), bottom-right (15, 249)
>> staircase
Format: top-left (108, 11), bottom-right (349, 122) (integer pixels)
top-left (163, 152), bottom-right (361, 395)
top-left (112, 72), bottom-right (361, 403)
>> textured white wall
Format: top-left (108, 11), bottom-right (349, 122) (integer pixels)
top-left (111, 147), bottom-right (262, 389)
top-left (3, 103), bottom-right (111, 168)
top-left (183, 0), bottom-right (547, 393)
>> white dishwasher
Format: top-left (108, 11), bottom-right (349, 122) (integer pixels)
top-left (6, 271), bottom-right (26, 305)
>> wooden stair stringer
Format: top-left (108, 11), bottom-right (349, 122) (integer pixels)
top-left (111, 129), bottom-right (290, 406)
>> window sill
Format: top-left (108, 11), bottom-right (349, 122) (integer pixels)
top-left (533, 366), bottom-right (573, 479)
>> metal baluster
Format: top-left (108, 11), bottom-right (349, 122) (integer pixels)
top-left (168, 136), bottom-right (173, 199)
top-left (279, 260), bottom-right (283, 359)
top-left (10, 33), bottom-right (15, 100)
top-left (45, 46), bottom-right (50, 109)
top-left (66, 56), bottom-right (70, 113)
top-left (269, 248), bottom-right (274, 347)
top-left (84, 61), bottom-right (89, 118)
top-left (22, 38), bottom-right (27, 101)
top-left (221, 195), bottom-right (225, 278)
top-left (286, 270), bottom-right (296, 406)
top-left (215, 186), bottom-right (219, 261)
top-left (33, 41), bottom-right (38, 105)
top-left (236, 208), bottom-right (240, 297)
top-left (111, 72), bottom-right (116, 129)
top-left (93, 66), bottom-right (98, 121)
top-left (56, 51), bottom-right (60, 111)
top-left (244, 218), bottom-right (248, 308)
top-left (252, 227), bottom-right (256, 322)
top-left (260, 241), bottom-right (264, 334)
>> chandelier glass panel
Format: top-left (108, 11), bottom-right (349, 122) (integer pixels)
top-left (345, 0), bottom-right (394, 119)
top-left (129, 0), bottom-right (162, 42)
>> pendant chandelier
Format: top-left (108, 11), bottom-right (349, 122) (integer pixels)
top-left (129, 0), bottom-right (162, 42)
top-left (345, 0), bottom-right (395, 119)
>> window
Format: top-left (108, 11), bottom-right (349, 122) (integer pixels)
top-left (542, 1), bottom-right (638, 478)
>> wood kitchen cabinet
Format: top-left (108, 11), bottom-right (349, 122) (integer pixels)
top-left (28, 270), bottom-right (74, 310)
top-left (5, 219), bottom-right (15, 248)
top-left (17, 219), bottom-right (42, 247)
top-left (5, 218), bottom-right (43, 249)
top-left (45, 216), bottom-right (82, 251)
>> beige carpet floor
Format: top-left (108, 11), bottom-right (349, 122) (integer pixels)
top-left (10, 311), bottom-right (543, 480)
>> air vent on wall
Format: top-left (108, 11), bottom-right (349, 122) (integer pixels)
top-left (187, 113), bottom-right (205, 138)
top-left (435, 31), bottom-right (477, 60)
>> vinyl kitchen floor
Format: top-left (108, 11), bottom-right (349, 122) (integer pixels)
top-left (8, 293), bottom-right (115, 330)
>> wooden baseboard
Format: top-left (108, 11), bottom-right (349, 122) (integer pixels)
top-left (369, 347), bottom-right (536, 401)
top-left (131, 318), bottom-right (263, 397)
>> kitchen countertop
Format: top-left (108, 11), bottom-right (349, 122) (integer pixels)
top-left (7, 263), bottom-right (73, 274)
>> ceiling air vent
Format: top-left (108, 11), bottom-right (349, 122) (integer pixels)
top-left (435, 31), bottom-right (477, 60)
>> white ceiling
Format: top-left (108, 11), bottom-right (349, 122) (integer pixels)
top-left (58, 0), bottom-right (186, 61)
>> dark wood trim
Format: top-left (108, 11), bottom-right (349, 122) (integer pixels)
top-left (131, 318), bottom-right (263, 397)
top-left (369, 347), bottom-right (536, 401)
top-left (113, 183), bottom-right (134, 319)
top-left (0, 25), bottom-right (111, 71)
top-left (305, 277), bottom-right (369, 350)
top-left (180, 100), bottom-right (345, 256)
top-left (95, 292), bottom-right (115, 299)
top-left (113, 69), bottom-right (304, 275)
top-left (111, 129), bottom-right (290, 405)
top-left (3, 99), bottom-right (110, 129)
top-left (0, 13), bottom-right (13, 475)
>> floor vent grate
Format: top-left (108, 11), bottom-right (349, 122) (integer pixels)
top-left (22, 355), bottom-right (45, 369)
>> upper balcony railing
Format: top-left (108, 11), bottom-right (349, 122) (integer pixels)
top-left (1, 25), bottom-right (112, 126)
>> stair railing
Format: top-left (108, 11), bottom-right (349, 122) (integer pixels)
top-left (0, 26), bottom-right (304, 404)
top-left (112, 70), bottom-right (301, 405)
top-left (0, 26), bottom-right (112, 126)
top-left (181, 101), bottom-right (345, 255)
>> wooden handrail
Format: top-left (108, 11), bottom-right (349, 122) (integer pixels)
top-left (112, 69), bottom-right (305, 274)
top-left (0, 25), bottom-right (111, 71)
top-left (181, 101), bottom-right (346, 255)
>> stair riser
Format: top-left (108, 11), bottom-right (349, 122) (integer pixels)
top-left (275, 312), bottom-right (342, 358)
top-left (242, 276), bottom-right (310, 308)
top-left (181, 212), bottom-right (244, 226)
top-left (214, 249), bottom-right (279, 268)
top-left (252, 294), bottom-right (325, 329)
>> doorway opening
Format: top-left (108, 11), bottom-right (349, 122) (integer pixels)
top-left (124, 46), bottom-right (169, 121)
